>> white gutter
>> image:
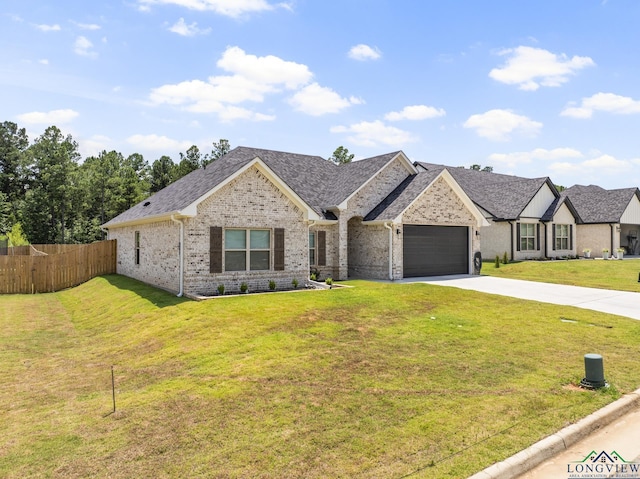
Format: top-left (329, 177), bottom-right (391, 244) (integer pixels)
top-left (170, 215), bottom-right (184, 297)
top-left (384, 222), bottom-right (394, 281)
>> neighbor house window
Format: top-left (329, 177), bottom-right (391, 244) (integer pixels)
top-left (224, 229), bottom-right (271, 271)
top-left (135, 231), bottom-right (140, 265)
top-left (554, 224), bottom-right (572, 250)
top-left (309, 232), bottom-right (316, 265)
top-left (519, 223), bottom-right (536, 251)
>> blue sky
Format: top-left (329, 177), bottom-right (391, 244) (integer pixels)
top-left (1, 0), bottom-right (640, 189)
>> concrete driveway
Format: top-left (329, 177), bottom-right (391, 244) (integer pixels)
top-left (399, 275), bottom-right (640, 320)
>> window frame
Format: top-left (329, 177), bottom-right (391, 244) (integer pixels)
top-left (134, 231), bottom-right (140, 265)
top-left (519, 223), bottom-right (536, 251)
top-left (224, 228), bottom-right (272, 272)
top-left (309, 231), bottom-right (316, 266)
top-left (554, 224), bottom-right (570, 250)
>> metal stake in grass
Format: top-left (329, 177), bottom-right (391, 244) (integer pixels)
top-left (111, 365), bottom-right (116, 413)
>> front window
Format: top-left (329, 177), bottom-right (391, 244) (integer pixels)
top-left (520, 223), bottom-right (535, 251)
top-left (135, 231), bottom-right (140, 265)
top-left (224, 229), bottom-right (271, 271)
top-left (555, 224), bottom-right (570, 250)
top-left (309, 232), bottom-right (316, 265)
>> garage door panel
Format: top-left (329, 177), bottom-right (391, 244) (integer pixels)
top-left (403, 225), bottom-right (468, 277)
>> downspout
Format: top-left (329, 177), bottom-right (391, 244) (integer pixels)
top-left (610, 223), bottom-right (615, 254)
top-left (170, 215), bottom-right (184, 297)
top-left (308, 220), bottom-right (316, 279)
top-left (384, 222), bottom-right (393, 281)
top-left (508, 221), bottom-right (515, 261)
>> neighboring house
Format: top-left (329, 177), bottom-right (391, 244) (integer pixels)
top-left (561, 185), bottom-right (640, 257)
top-left (103, 147), bottom-right (488, 297)
top-left (416, 163), bottom-right (580, 261)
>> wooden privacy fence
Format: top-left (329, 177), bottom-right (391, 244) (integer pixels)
top-left (0, 240), bottom-right (117, 294)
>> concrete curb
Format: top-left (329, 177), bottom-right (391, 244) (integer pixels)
top-left (467, 388), bottom-right (640, 479)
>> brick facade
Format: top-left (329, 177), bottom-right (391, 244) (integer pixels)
top-left (348, 175), bottom-right (481, 280)
top-left (183, 166), bottom-right (309, 295)
top-left (108, 155), bottom-right (486, 292)
top-left (110, 221), bottom-right (180, 293)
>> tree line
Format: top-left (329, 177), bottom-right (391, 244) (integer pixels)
top-left (0, 121), bottom-right (230, 245)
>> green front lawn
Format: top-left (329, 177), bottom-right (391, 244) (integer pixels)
top-left (2, 275), bottom-right (640, 478)
top-left (483, 258), bottom-right (640, 292)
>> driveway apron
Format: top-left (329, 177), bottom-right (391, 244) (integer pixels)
top-left (401, 275), bottom-right (640, 321)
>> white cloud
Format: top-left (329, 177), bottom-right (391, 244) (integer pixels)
top-left (217, 46), bottom-right (311, 89)
top-left (548, 153), bottom-right (632, 178)
top-left (35, 23), bottom-right (61, 32)
top-left (126, 134), bottom-right (193, 151)
top-left (561, 92), bottom-right (640, 118)
top-left (17, 109), bottom-right (79, 125)
top-left (348, 44), bottom-right (382, 61)
top-left (385, 105), bottom-right (446, 121)
top-left (582, 154), bottom-right (628, 169)
top-left (463, 109), bottom-right (542, 141)
top-left (150, 46), bottom-right (313, 119)
top-left (71, 21), bottom-right (101, 30)
top-left (217, 106), bottom-right (275, 122)
top-left (74, 36), bottom-right (97, 57)
top-left (168, 18), bottom-right (211, 36)
top-left (38, 59), bottom-right (49, 65)
top-left (488, 147), bottom-right (583, 168)
top-left (81, 135), bottom-right (112, 157)
top-left (489, 46), bottom-right (595, 91)
top-left (289, 83), bottom-right (362, 116)
top-left (330, 120), bottom-right (417, 148)
top-left (136, 0), bottom-right (278, 17)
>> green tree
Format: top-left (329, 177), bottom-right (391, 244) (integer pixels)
top-left (470, 164), bottom-right (493, 172)
top-left (329, 146), bottom-right (354, 165)
top-left (24, 126), bottom-right (81, 243)
top-left (175, 145), bottom-right (202, 180)
top-left (204, 139), bottom-right (231, 166)
top-left (150, 155), bottom-right (176, 193)
top-left (0, 121), bottom-right (29, 205)
top-left (82, 150), bottom-right (123, 228)
top-left (118, 153), bottom-right (150, 211)
top-left (0, 192), bottom-right (11, 234)
top-left (6, 222), bottom-right (29, 246)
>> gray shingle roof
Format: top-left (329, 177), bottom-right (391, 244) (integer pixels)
top-left (103, 148), bottom-right (256, 226)
top-left (328, 152), bottom-right (402, 205)
top-left (561, 185), bottom-right (640, 223)
top-left (417, 162), bottom-right (556, 220)
top-left (363, 170), bottom-right (441, 221)
top-left (104, 147), bottom-right (407, 227)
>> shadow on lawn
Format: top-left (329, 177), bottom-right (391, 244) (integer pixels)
top-left (100, 274), bottom-right (189, 308)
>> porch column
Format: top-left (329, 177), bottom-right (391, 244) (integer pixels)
top-left (335, 211), bottom-right (349, 280)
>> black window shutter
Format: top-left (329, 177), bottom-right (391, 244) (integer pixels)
top-left (536, 224), bottom-right (540, 251)
top-left (274, 228), bottom-right (285, 271)
top-left (317, 231), bottom-right (326, 266)
top-left (210, 226), bottom-right (222, 273)
top-left (570, 225), bottom-right (573, 250)
top-left (552, 224), bottom-right (556, 251)
top-left (516, 223), bottom-right (521, 252)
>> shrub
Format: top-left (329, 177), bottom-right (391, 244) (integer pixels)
top-left (268, 280), bottom-right (276, 291)
top-left (291, 278), bottom-right (299, 289)
top-left (217, 284), bottom-right (225, 296)
top-left (502, 252), bottom-right (508, 264)
top-left (240, 282), bottom-right (248, 293)
top-left (310, 273), bottom-right (317, 281)
top-left (325, 277), bottom-right (333, 286)
top-left (495, 255), bottom-right (500, 268)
